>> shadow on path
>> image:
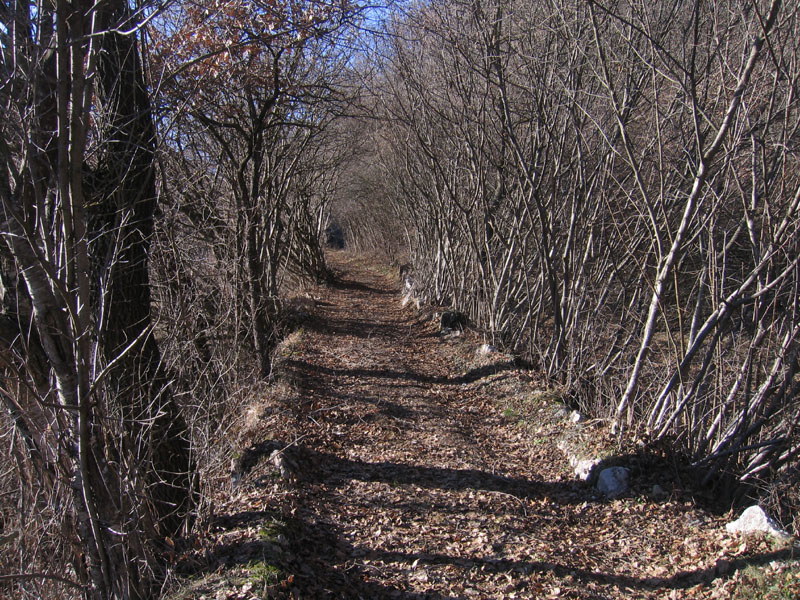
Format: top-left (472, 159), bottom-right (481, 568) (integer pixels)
top-left (355, 545), bottom-right (797, 596)
top-left (201, 497), bottom-right (797, 599)
top-left (296, 449), bottom-right (554, 500)
top-left (284, 358), bottom-right (520, 387)
top-left (305, 316), bottom-right (420, 340)
top-left (330, 276), bottom-right (398, 296)
top-left (200, 255), bottom-right (797, 598)
top-left (237, 444), bottom-right (591, 507)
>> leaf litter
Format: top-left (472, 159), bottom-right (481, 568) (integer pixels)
top-left (170, 253), bottom-right (797, 599)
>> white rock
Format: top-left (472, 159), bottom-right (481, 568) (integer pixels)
top-left (726, 506), bottom-right (790, 539)
top-left (554, 407), bottom-right (571, 419)
top-left (557, 439), bottom-right (600, 480)
top-left (477, 343), bottom-right (498, 356)
top-left (569, 411), bottom-right (583, 423)
top-left (573, 458), bottom-right (599, 481)
top-left (596, 467), bottom-right (630, 498)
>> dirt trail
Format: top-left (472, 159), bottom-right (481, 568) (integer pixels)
top-left (196, 253), bottom-right (794, 600)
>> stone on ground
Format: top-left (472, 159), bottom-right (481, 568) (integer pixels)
top-left (597, 466), bottom-right (630, 498)
top-left (726, 505), bottom-right (790, 539)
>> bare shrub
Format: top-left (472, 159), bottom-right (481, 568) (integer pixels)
top-left (341, 0), bottom-right (800, 506)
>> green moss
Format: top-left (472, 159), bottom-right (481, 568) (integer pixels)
top-left (258, 518), bottom-right (286, 541)
top-left (248, 560), bottom-right (283, 586)
top-left (731, 562), bottom-right (800, 599)
top-left (527, 389), bottom-right (564, 404)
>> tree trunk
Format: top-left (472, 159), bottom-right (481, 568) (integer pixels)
top-left (91, 0), bottom-right (194, 539)
top-left (1, 1), bottom-right (193, 597)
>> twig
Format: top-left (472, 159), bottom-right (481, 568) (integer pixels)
top-left (0, 572), bottom-right (84, 590)
top-left (482, 489), bottom-right (529, 516)
top-left (273, 433), bottom-right (311, 457)
top-left (309, 402), bottom-right (350, 415)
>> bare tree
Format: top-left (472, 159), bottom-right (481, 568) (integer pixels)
top-left (1, 1), bottom-right (192, 597)
top-left (342, 0), bottom-right (800, 506)
top-left (150, 0), bottom-right (362, 376)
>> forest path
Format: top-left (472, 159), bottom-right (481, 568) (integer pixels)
top-left (197, 252), bottom-right (791, 600)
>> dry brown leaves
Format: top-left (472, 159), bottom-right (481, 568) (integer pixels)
top-left (172, 252), bottom-right (797, 600)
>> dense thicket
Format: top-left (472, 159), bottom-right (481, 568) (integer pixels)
top-left (1, 1), bottom-right (195, 597)
top-left (145, 0), bottom-right (362, 536)
top-left (340, 0), bottom-right (800, 509)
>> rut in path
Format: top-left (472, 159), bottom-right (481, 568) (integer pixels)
top-left (220, 253), bottom-right (789, 600)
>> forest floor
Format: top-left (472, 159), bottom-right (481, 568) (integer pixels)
top-left (170, 251), bottom-right (798, 600)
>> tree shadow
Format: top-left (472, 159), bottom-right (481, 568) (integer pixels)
top-left (330, 276), bottom-right (397, 296)
top-left (350, 545), bottom-right (797, 595)
top-left (192, 488), bottom-right (797, 599)
top-left (188, 508), bottom-right (452, 598)
top-left (281, 512), bottom-right (458, 599)
top-left (236, 438), bottom-right (734, 519)
top-left (297, 449), bottom-right (557, 500)
top-left (232, 438), bottom-right (585, 505)
top-left (283, 357), bottom-right (520, 388)
top-left (304, 315), bottom-right (420, 340)
top-left (205, 434), bottom-right (798, 598)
